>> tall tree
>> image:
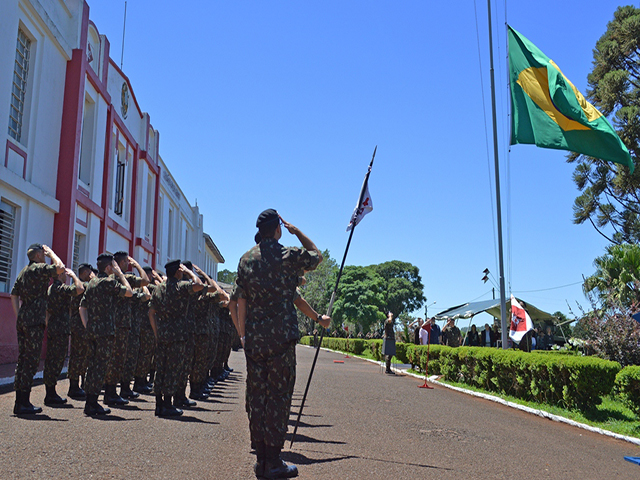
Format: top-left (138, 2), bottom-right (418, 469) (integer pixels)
top-left (583, 243), bottom-right (640, 308)
top-left (217, 269), bottom-right (237, 285)
top-left (296, 249), bottom-right (337, 334)
top-left (570, 6), bottom-right (640, 243)
top-left (373, 260), bottom-right (426, 320)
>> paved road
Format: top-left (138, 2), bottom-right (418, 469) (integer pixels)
top-left (1, 346), bottom-right (639, 479)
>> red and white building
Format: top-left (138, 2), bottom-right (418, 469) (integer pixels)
top-left (0, 0), bottom-right (223, 364)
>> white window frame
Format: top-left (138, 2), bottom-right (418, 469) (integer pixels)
top-left (0, 200), bottom-right (17, 293)
top-left (8, 28), bottom-right (32, 144)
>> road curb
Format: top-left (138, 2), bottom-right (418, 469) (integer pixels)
top-left (301, 344), bottom-right (640, 447)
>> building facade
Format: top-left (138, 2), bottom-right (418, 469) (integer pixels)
top-left (0, 0), bottom-right (223, 364)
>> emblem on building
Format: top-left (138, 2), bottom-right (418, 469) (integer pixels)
top-left (121, 82), bottom-right (129, 119)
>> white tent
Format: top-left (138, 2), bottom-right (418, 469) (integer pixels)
top-left (434, 297), bottom-right (555, 322)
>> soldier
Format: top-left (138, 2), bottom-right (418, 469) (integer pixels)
top-left (149, 260), bottom-right (204, 417)
top-left (67, 263), bottom-right (95, 399)
top-left (121, 284), bottom-right (151, 396)
top-left (104, 252), bottom-right (149, 405)
top-left (10, 243), bottom-right (65, 415)
top-left (43, 267), bottom-right (84, 405)
top-left (232, 209), bottom-right (326, 479)
top-left (188, 265), bottom-right (227, 400)
top-left (79, 253), bottom-right (133, 416)
top-left (133, 267), bottom-right (161, 394)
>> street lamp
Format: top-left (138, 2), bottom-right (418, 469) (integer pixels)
top-left (424, 301), bottom-right (436, 319)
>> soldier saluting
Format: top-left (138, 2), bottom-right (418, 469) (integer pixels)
top-left (10, 243), bottom-right (65, 415)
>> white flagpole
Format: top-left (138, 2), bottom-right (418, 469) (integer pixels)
top-left (487, 0), bottom-right (509, 349)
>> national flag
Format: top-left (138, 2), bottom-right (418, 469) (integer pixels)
top-left (346, 184), bottom-right (373, 231)
top-left (508, 25), bottom-right (634, 173)
top-left (509, 295), bottom-right (533, 343)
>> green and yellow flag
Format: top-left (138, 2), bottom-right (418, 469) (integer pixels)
top-left (508, 25), bottom-right (634, 172)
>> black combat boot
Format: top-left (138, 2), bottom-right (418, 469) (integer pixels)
top-left (44, 385), bottom-right (67, 405)
top-left (120, 382), bottom-right (140, 400)
top-left (253, 441), bottom-right (266, 478)
top-left (174, 387), bottom-right (196, 408)
top-left (147, 369), bottom-right (155, 388)
top-left (154, 394), bottom-right (163, 416)
top-left (84, 393), bottom-right (111, 416)
top-left (68, 379), bottom-right (86, 400)
top-left (133, 377), bottom-right (152, 394)
top-left (159, 395), bottom-right (183, 417)
top-left (224, 363), bottom-right (233, 373)
top-left (104, 384), bottom-right (129, 406)
top-left (13, 391), bottom-right (43, 415)
top-left (263, 445), bottom-right (298, 479)
top-left (189, 384), bottom-right (208, 401)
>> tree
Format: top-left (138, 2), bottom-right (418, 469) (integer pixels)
top-left (296, 249), bottom-right (337, 334)
top-left (373, 260), bottom-right (426, 320)
top-left (330, 265), bottom-right (387, 334)
top-left (570, 6), bottom-right (640, 243)
top-left (217, 269), bottom-right (237, 285)
top-left (583, 243), bottom-right (640, 308)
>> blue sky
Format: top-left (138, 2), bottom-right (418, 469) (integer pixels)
top-left (87, 0), bottom-right (628, 325)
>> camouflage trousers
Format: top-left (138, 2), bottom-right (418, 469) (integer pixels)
top-left (178, 334), bottom-right (195, 391)
top-left (245, 342), bottom-right (297, 449)
top-left (14, 324), bottom-right (45, 391)
top-left (43, 332), bottom-right (69, 386)
top-left (155, 340), bottom-right (186, 396)
top-left (207, 328), bottom-right (219, 375)
top-left (68, 330), bottom-right (89, 382)
top-left (122, 331), bottom-right (140, 385)
top-left (85, 334), bottom-right (114, 395)
top-left (135, 328), bottom-right (155, 379)
top-left (105, 327), bottom-right (129, 385)
top-left (190, 333), bottom-right (210, 385)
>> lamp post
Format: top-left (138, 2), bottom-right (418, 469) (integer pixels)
top-left (425, 301), bottom-right (436, 320)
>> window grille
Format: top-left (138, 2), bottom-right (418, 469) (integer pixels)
top-left (114, 149), bottom-right (125, 216)
top-left (73, 233), bottom-right (81, 272)
top-left (0, 202), bottom-right (16, 293)
top-left (8, 29), bottom-right (31, 143)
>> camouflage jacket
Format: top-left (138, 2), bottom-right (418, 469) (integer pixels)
top-left (113, 273), bottom-right (143, 330)
top-left (69, 281), bottom-right (89, 334)
top-left (11, 262), bottom-right (59, 328)
top-left (234, 237), bottom-right (320, 357)
top-left (129, 287), bottom-right (149, 335)
top-left (191, 289), bottom-right (223, 336)
top-left (150, 277), bottom-right (199, 343)
top-left (80, 273), bottom-right (129, 338)
top-left (46, 279), bottom-right (78, 336)
top-left (138, 284), bottom-right (155, 332)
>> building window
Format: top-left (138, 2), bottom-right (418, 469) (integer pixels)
top-left (0, 201), bottom-right (16, 293)
top-left (167, 208), bottom-right (174, 258)
top-left (72, 232), bottom-right (86, 272)
top-left (8, 29), bottom-right (31, 143)
top-left (114, 145), bottom-right (126, 216)
top-left (145, 172), bottom-right (155, 240)
top-left (78, 95), bottom-right (96, 186)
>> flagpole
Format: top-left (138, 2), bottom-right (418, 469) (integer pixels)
top-left (290, 146), bottom-right (377, 448)
top-left (487, 0), bottom-right (509, 349)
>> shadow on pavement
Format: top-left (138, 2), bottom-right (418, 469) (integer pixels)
top-left (281, 450), bottom-right (355, 466)
top-left (285, 432), bottom-right (345, 445)
top-left (12, 414), bottom-right (68, 422)
top-left (161, 415), bottom-right (218, 424)
top-left (287, 418), bottom-right (332, 429)
top-left (290, 447), bottom-right (454, 472)
top-left (87, 415), bottom-right (139, 421)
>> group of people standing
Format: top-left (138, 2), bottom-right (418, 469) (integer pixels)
top-left (10, 244), bottom-right (237, 418)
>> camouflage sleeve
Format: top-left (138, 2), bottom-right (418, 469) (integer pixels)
top-left (61, 284), bottom-right (77, 296)
top-left (231, 279), bottom-right (244, 301)
top-left (150, 286), bottom-right (162, 310)
top-left (109, 278), bottom-right (129, 297)
top-left (294, 288), bottom-right (301, 301)
top-left (79, 289), bottom-right (88, 308)
top-left (287, 247), bottom-right (320, 273)
top-left (10, 277), bottom-right (21, 296)
top-left (177, 280), bottom-right (200, 296)
top-left (126, 273), bottom-right (143, 288)
top-left (43, 264), bottom-right (59, 278)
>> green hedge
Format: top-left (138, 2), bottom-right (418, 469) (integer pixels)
top-left (301, 337), bottom-right (622, 411)
top-left (615, 366), bottom-right (640, 415)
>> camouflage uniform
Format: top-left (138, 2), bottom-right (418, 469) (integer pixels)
top-left (207, 304), bottom-right (221, 378)
top-left (190, 291), bottom-right (222, 387)
top-left (235, 237), bottom-right (320, 449)
top-left (105, 273), bottom-right (143, 386)
top-left (68, 281), bottom-right (89, 384)
top-left (122, 288), bottom-right (146, 385)
top-left (151, 277), bottom-right (198, 396)
top-left (213, 306), bottom-right (234, 377)
top-left (43, 279), bottom-right (78, 386)
top-left (11, 262), bottom-right (59, 391)
top-left (135, 284), bottom-right (156, 381)
top-left (81, 273), bottom-right (129, 395)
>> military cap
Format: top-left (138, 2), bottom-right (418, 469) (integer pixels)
top-left (27, 243), bottom-right (43, 252)
top-left (183, 261), bottom-right (193, 271)
top-left (165, 259), bottom-right (181, 277)
top-left (97, 253), bottom-right (114, 262)
top-left (256, 208), bottom-right (279, 228)
top-left (78, 263), bottom-right (93, 273)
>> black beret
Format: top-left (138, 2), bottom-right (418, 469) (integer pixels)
top-left (78, 263), bottom-right (93, 270)
top-left (254, 232), bottom-right (262, 244)
top-left (165, 259), bottom-right (181, 270)
top-left (97, 253), bottom-right (114, 262)
top-left (256, 209), bottom-right (279, 228)
top-left (27, 243), bottom-right (43, 251)
top-left (183, 261), bottom-right (193, 271)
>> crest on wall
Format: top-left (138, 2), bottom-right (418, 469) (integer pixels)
top-left (121, 82), bottom-right (129, 119)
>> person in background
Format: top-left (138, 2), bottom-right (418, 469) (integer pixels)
top-left (428, 317), bottom-right (441, 345)
top-left (383, 312), bottom-right (396, 374)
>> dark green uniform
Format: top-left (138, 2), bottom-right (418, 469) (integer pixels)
top-left (151, 277), bottom-right (198, 396)
top-left (11, 262), bottom-right (59, 391)
top-left (105, 273), bottom-right (143, 387)
top-left (122, 288), bottom-right (146, 386)
top-left (80, 273), bottom-right (129, 395)
top-left (135, 284), bottom-right (156, 381)
top-left (235, 237), bottom-right (320, 449)
top-left (43, 279), bottom-right (78, 386)
top-left (190, 290), bottom-right (222, 388)
top-left (68, 281), bottom-right (89, 384)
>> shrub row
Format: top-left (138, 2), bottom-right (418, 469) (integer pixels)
top-left (300, 337), bottom-right (622, 411)
top-left (615, 366), bottom-right (640, 414)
